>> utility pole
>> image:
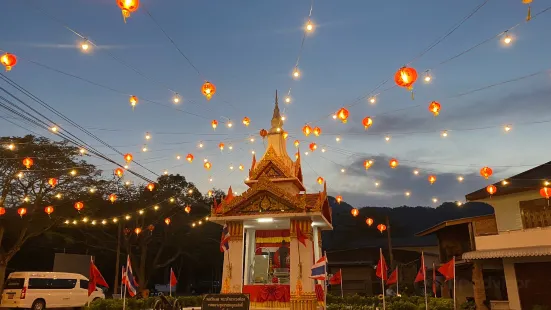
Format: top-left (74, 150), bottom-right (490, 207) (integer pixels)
top-left (386, 216), bottom-right (394, 268)
top-left (114, 221), bottom-right (122, 294)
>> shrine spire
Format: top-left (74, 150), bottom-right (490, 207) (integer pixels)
top-left (270, 90), bottom-right (283, 131)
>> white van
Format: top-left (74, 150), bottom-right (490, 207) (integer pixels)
top-left (1, 271), bottom-right (105, 310)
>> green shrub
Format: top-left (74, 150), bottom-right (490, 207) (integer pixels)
top-left (388, 300), bottom-right (417, 310)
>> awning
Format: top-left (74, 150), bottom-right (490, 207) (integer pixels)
top-left (463, 246), bottom-right (551, 260)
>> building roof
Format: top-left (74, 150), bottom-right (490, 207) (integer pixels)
top-left (415, 214), bottom-right (495, 237)
top-left (465, 161), bottom-right (551, 201)
top-left (462, 246), bottom-right (551, 260)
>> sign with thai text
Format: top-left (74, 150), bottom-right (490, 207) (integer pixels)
top-left (202, 294), bottom-right (250, 310)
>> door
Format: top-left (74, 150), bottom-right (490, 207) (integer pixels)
top-left (50, 278), bottom-right (77, 307)
top-left (514, 261), bottom-right (551, 309)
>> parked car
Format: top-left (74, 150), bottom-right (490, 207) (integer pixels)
top-left (1, 271), bottom-right (105, 310)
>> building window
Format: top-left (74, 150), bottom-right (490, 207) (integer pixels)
top-left (520, 198), bottom-right (551, 229)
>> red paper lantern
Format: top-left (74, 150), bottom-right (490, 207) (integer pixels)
top-left (394, 66), bottom-right (418, 89)
top-left (428, 101), bottom-right (441, 116)
top-left (309, 143), bottom-right (317, 152)
top-left (0, 207), bottom-right (5, 216)
top-left (1, 53), bottom-right (17, 71)
top-left (186, 154), bottom-right (194, 163)
top-left (336, 108), bottom-right (349, 123)
top-left (336, 195), bottom-right (343, 204)
top-left (44, 206), bottom-right (54, 215)
top-left (480, 167), bottom-right (493, 179)
top-left (242, 117), bottom-right (250, 127)
top-left (134, 227), bottom-right (142, 235)
top-left (389, 158), bottom-right (399, 169)
top-left (218, 142), bottom-right (225, 151)
top-left (124, 153), bottom-right (133, 163)
top-left (486, 185), bottom-right (497, 195)
top-left (48, 178), bottom-right (58, 187)
top-left (114, 168), bottom-right (124, 178)
top-left (302, 125), bottom-right (312, 136)
top-left (147, 183), bottom-right (155, 192)
top-left (428, 175), bottom-right (436, 184)
top-left (17, 207), bottom-right (27, 217)
top-left (129, 95), bottom-right (138, 107)
top-left (366, 218), bottom-right (374, 226)
top-left (147, 224), bottom-right (155, 232)
top-left (294, 140), bottom-right (300, 148)
top-left (377, 224), bottom-right (387, 233)
top-left (116, 0), bottom-right (140, 21)
top-left (22, 157), bottom-right (34, 169)
top-left (74, 201), bottom-right (84, 211)
top-left (204, 161), bottom-right (212, 170)
top-left (184, 205), bottom-right (191, 214)
top-left (211, 120), bottom-right (218, 129)
top-left (164, 217), bottom-right (171, 225)
top-left (540, 187), bottom-right (551, 199)
top-left (364, 160), bottom-right (373, 170)
top-left (313, 127), bottom-right (322, 136)
top-left (259, 129), bottom-right (268, 138)
top-left (317, 177), bottom-right (324, 184)
top-left (362, 117), bottom-right (373, 130)
top-left (201, 81), bottom-right (216, 100)
top-left (351, 208), bottom-right (359, 217)
top-left (109, 194), bottom-right (117, 203)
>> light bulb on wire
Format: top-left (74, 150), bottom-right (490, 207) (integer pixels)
top-left (172, 93), bottom-right (181, 104)
top-left (504, 124), bottom-right (512, 132)
top-left (424, 71), bottom-right (432, 83)
top-left (285, 96), bottom-right (291, 104)
top-left (503, 31), bottom-right (512, 45)
top-left (305, 20), bottom-right (315, 33)
top-left (369, 97), bottom-right (376, 104)
top-left (292, 67), bottom-right (301, 79)
top-left (80, 40), bottom-right (90, 52)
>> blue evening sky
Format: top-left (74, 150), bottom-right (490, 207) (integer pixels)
top-left (1, 0), bottom-right (551, 208)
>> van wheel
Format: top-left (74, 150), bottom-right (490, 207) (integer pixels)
top-left (31, 299), bottom-right (46, 310)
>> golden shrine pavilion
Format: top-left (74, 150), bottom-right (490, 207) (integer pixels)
top-left (210, 92), bottom-right (333, 310)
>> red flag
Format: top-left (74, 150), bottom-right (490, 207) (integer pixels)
top-left (296, 223), bottom-right (307, 247)
top-left (170, 268), bottom-right (178, 287)
top-left (375, 249), bottom-right (388, 280)
top-left (88, 259), bottom-right (109, 296)
top-left (438, 257), bottom-right (455, 281)
top-left (329, 269), bottom-right (342, 285)
top-left (414, 253), bottom-right (426, 283)
top-left (432, 265), bottom-right (437, 296)
top-left (386, 267), bottom-right (398, 285)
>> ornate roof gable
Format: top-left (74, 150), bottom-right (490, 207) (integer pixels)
top-left (214, 177), bottom-right (307, 216)
top-left (249, 145), bottom-right (295, 180)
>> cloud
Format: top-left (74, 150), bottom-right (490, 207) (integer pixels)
top-left (329, 154), bottom-right (492, 208)
top-left (346, 86), bottom-right (551, 136)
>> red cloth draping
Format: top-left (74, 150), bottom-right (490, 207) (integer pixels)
top-left (242, 285), bottom-right (324, 302)
top-left (315, 284), bottom-right (324, 301)
top-left (243, 285), bottom-right (290, 302)
top-left (255, 230), bottom-right (290, 238)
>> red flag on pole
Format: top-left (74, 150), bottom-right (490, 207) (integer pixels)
top-left (329, 269), bottom-right (342, 285)
top-left (437, 257), bottom-right (455, 281)
top-left (296, 223), bottom-right (307, 247)
top-left (375, 249), bottom-right (388, 280)
top-left (414, 253), bottom-right (426, 283)
top-left (170, 268), bottom-right (178, 287)
top-left (88, 258), bottom-right (109, 296)
top-left (432, 264), bottom-right (437, 297)
top-left (386, 267), bottom-right (398, 285)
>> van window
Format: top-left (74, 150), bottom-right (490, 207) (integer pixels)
top-left (50, 279), bottom-right (76, 289)
top-left (29, 278), bottom-right (51, 289)
top-left (4, 278), bottom-right (24, 289)
top-left (80, 280), bottom-right (88, 289)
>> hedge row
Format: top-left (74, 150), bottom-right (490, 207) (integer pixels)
top-left (88, 295), bottom-right (457, 310)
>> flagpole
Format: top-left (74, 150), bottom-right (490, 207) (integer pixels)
top-left (433, 262), bottom-right (436, 297)
top-left (340, 268), bottom-right (343, 298)
top-left (422, 252), bottom-right (427, 310)
top-left (324, 251), bottom-right (327, 310)
top-left (169, 268), bottom-right (172, 297)
top-left (380, 248), bottom-right (386, 310)
top-left (396, 266), bottom-right (399, 296)
top-left (453, 257), bottom-right (456, 310)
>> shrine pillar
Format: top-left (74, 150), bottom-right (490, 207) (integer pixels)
top-left (290, 219), bottom-right (317, 310)
top-left (221, 221), bottom-right (244, 293)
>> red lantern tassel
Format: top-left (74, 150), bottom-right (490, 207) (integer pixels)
top-left (526, 5), bottom-right (531, 21)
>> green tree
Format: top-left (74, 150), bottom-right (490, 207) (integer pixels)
top-left (0, 135), bottom-right (102, 289)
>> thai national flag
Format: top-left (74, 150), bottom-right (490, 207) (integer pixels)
top-left (220, 223), bottom-right (230, 252)
top-left (310, 256), bottom-right (327, 280)
top-left (124, 255), bottom-right (139, 297)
